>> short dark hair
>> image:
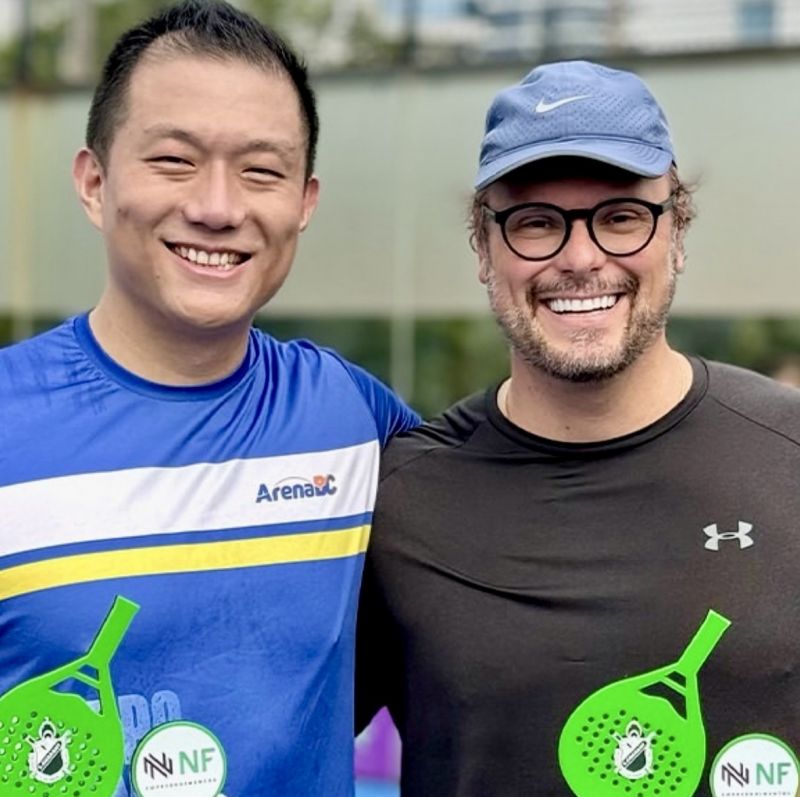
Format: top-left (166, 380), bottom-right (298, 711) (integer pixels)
top-left (86, 0), bottom-right (319, 177)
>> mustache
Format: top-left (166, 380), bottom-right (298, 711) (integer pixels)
top-left (529, 274), bottom-right (639, 299)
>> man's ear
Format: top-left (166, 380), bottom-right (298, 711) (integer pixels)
top-left (672, 230), bottom-right (686, 274)
top-left (477, 248), bottom-right (492, 284)
top-left (299, 174), bottom-right (320, 232)
top-left (72, 148), bottom-right (105, 230)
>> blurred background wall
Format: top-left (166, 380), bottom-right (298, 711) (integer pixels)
top-left (2, 1), bottom-right (800, 793)
top-left (3, 0), bottom-right (800, 419)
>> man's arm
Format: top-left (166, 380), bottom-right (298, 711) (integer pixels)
top-left (355, 557), bottom-right (404, 735)
top-left (328, 352), bottom-right (420, 446)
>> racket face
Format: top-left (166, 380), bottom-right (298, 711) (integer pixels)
top-left (559, 682), bottom-right (706, 797)
top-left (559, 611), bottom-right (729, 797)
top-left (0, 596), bottom-right (137, 797)
top-left (0, 684), bottom-right (124, 796)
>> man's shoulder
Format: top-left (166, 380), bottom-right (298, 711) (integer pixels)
top-left (251, 329), bottom-right (330, 361)
top-left (0, 319), bottom-right (76, 379)
top-left (703, 358), bottom-right (800, 441)
top-left (0, 318), bottom-right (74, 352)
top-left (381, 388), bottom-right (490, 477)
top-left (250, 330), bottom-right (368, 376)
top-left (250, 330), bottom-right (418, 443)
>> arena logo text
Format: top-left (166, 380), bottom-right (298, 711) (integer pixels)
top-left (256, 474), bottom-right (338, 503)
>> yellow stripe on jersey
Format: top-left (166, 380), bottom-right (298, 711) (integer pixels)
top-left (0, 525), bottom-right (370, 601)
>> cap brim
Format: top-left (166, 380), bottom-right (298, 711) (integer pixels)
top-left (474, 138), bottom-right (673, 190)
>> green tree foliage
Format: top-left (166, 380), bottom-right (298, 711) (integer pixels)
top-left (94, 0), bottom-right (173, 71)
top-left (3, 313), bottom-right (799, 415)
top-left (0, 15), bottom-right (65, 87)
top-left (668, 317), bottom-right (800, 377)
top-left (249, 0), bottom-right (329, 28)
top-left (0, 0), bottom-right (333, 88)
top-left (94, 0), bottom-right (329, 72)
top-left (255, 314), bottom-right (800, 418)
top-left (346, 8), bottom-right (406, 67)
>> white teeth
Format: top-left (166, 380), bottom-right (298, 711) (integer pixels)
top-left (547, 295), bottom-right (619, 314)
top-left (172, 245), bottom-right (243, 270)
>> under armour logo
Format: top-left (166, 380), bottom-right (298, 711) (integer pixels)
top-left (703, 522), bottom-right (754, 551)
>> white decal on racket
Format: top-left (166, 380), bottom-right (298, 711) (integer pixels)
top-left (612, 720), bottom-right (655, 780)
top-left (26, 719), bottom-right (72, 784)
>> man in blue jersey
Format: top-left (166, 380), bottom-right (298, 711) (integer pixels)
top-left (0, 2), bottom-right (417, 796)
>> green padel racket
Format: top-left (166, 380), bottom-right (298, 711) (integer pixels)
top-left (0, 595), bottom-right (139, 797)
top-left (559, 609), bottom-right (730, 797)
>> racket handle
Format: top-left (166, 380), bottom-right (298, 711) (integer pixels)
top-left (83, 595), bottom-right (140, 666)
top-left (675, 609), bottom-right (730, 677)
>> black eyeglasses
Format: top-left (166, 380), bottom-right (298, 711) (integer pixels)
top-left (482, 195), bottom-right (675, 261)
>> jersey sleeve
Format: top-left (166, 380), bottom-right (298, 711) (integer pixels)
top-left (330, 352), bottom-right (420, 447)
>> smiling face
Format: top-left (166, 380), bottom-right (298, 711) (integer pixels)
top-left (74, 51), bottom-right (319, 343)
top-left (479, 161), bottom-right (682, 383)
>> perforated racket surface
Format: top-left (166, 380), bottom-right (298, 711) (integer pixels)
top-left (559, 610), bottom-right (730, 797)
top-left (0, 595), bottom-right (139, 796)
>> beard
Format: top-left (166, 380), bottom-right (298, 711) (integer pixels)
top-left (486, 258), bottom-right (679, 383)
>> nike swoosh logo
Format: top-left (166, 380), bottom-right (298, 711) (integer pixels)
top-left (535, 95), bottom-right (592, 113)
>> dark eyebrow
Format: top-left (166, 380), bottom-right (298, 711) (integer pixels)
top-left (142, 125), bottom-right (298, 161)
top-left (142, 125), bottom-right (203, 148)
top-left (236, 138), bottom-right (298, 161)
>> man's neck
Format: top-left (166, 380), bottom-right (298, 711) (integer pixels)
top-left (88, 301), bottom-right (252, 387)
top-left (501, 344), bottom-right (693, 443)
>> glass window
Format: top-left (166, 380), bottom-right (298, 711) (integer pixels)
top-left (739, 0), bottom-right (775, 43)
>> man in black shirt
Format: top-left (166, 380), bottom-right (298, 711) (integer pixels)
top-left (357, 60), bottom-right (800, 797)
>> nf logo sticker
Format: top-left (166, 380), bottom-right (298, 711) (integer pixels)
top-left (704, 522), bottom-right (754, 551)
top-left (132, 721), bottom-right (227, 797)
top-left (710, 734), bottom-right (799, 797)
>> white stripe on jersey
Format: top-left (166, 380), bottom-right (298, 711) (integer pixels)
top-left (0, 441), bottom-right (379, 557)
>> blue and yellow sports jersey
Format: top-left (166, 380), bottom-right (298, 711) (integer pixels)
top-left (0, 314), bottom-right (418, 797)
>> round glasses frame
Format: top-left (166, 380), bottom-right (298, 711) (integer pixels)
top-left (482, 195), bottom-right (675, 261)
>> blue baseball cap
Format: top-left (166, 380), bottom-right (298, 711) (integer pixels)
top-left (475, 60), bottom-right (675, 190)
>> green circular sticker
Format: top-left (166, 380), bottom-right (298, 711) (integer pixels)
top-left (710, 733), bottom-right (799, 797)
top-left (131, 720), bottom-right (227, 797)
